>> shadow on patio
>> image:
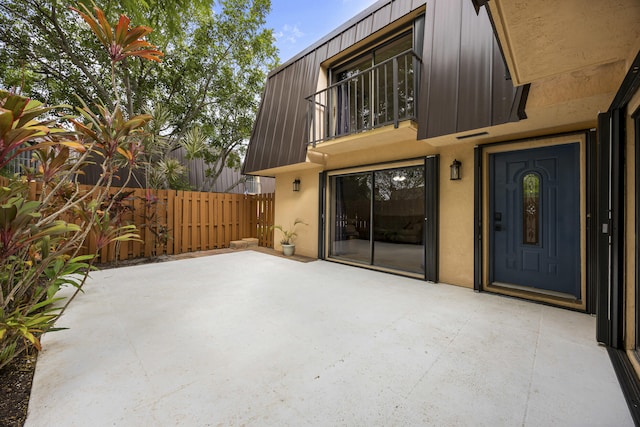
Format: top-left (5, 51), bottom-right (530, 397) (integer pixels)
top-left (26, 250), bottom-right (632, 426)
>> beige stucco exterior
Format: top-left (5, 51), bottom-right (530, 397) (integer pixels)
top-left (273, 168), bottom-right (321, 257)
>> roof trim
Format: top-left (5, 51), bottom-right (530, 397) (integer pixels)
top-left (471, 0), bottom-right (489, 15)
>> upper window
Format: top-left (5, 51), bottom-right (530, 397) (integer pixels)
top-left (306, 18), bottom-right (424, 146)
top-left (331, 32), bottom-right (413, 84)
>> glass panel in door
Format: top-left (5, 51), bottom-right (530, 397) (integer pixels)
top-left (329, 173), bottom-right (371, 263)
top-left (333, 55), bottom-right (373, 136)
top-left (373, 166), bottom-right (425, 274)
top-left (373, 32), bottom-right (414, 125)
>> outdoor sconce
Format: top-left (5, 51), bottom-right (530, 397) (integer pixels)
top-left (450, 159), bottom-right (462, 181)
top-left (293, 178), bottom-right (301, 192)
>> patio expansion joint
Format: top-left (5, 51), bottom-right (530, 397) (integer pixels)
top-left (404, 313), bottom-right (474, 400)
top-left (521, 313), bottom-right (543, 425)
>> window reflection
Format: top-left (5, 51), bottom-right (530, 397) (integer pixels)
top-left (330, 173), bottom-right (371, 263)
top-left (373, 167), bottom-right (425, 273)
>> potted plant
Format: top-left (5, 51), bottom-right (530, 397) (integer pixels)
top-left (272, 218), bottom-right (307, 256)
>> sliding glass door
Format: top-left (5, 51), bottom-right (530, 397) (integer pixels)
top-left (328, 162), bottom-right (432, 277)
top-left (373, 167), bottom-right (425, 274)
top-left (329, 172), bottom-right (371, 263)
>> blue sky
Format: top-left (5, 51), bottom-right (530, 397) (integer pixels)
top-left (267, 0), bottom-right (379, 63)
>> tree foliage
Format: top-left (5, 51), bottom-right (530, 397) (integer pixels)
top-left (0, 0), bottom-right (278, 190)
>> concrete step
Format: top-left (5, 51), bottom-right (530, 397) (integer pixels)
top-left (230, 240), bottom-right (248, 249)
top-left (242, 238), bottom-right (259, 247)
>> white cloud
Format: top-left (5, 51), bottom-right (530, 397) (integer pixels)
top-left (276, 24), bottom-right (305, 44)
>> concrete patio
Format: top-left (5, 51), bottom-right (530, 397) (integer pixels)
top-left (26, 250), bottom-right (632, 426)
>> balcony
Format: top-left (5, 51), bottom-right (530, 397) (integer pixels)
top-left (306, 50), bottom-right (421, 147)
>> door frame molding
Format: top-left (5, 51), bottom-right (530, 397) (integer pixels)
top-left (474, 131), bottom-right (596, 311)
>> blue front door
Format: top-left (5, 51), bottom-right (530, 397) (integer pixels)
top-left (490, 144), bottom-right (581, 298)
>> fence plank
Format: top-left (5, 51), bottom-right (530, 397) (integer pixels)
top-left (165, 190), bottom-right (175, 256)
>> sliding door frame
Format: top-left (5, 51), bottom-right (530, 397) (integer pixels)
top-left (322, 156), bottom-right (439, 281)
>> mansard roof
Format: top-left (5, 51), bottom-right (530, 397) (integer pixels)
top-left (244, 0), bottom-right (525, 174)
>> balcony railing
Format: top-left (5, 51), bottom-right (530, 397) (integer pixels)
top-left (306, 49), bottom-right (421, 147)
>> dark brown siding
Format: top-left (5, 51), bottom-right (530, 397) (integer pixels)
top-left (417, 0), bottom-right (522, 139)
top-left (244, 0), bottom-right (524, 173)
top-left (243, 49), bottom-right (325, 174)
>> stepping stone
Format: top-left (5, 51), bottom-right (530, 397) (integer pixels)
top-left (230, 240), bottom-right (248, 249)
top-left (242, 238), bottom-right (259, 247)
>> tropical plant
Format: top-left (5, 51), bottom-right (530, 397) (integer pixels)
top-left (272, 218), bottom-right (307, 245)
top-left (0, 4), bottom-right (161, 369)
top-left (139, 190), bottom-right (171, 256)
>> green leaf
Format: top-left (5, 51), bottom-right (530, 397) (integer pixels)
top-left (0, 110), bottom-right (14, 137)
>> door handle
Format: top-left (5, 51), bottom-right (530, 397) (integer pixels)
top-left (494, 212), bottom-right (502, 231)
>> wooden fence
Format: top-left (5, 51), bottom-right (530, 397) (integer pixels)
top-left (9, 179), bottom-right (275, 263)
top-left (94, 189), bottom-right (276, 263)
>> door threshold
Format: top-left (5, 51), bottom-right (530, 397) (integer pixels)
top-left (326, 257), bottom-right (425, 280)
top-left (490, 281), bottom-right (579, 301)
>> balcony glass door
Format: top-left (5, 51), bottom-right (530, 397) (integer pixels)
top-left (372, 32), bottom-right (414, 125)
top-left (330, 31), bottom-right (414, 138)
top-left (333, 55), bottom-right (372, 136)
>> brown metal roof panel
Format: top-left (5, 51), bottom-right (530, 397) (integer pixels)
top-left (314, 43), bottom-right (330, 66)
top-left (290, 52), bottom-right (324, 160)
top-left (426, 0), bottom-right (463, 138)
top-left (245, 72), bottom-right (284, 173)
top-left (252, 85), bottom-right (276, 170)
top-left (356, 15), bottom-right (374, 42)
top-left (340, 26), bottom-right (357, 51)
top-left (267, 66), bottom-right (291, 161)
top-left (243, 92), bottom-right (265, 174)
top-left (411, 0), bottom-right (427, 10)
top-left (372, 3), bottom-right (393, 32)
top-left (253, 75), bottom-right (282, 171)
top-left (391, 0), bottom-right (413, 21)
top-left (248, 53), bottom-right (318, 173)
top-left (456, 4), bottom-right (493, 132)
top-left (283, 59), bottom-right (308, 164)
top-left (416, 1), bottom-right (435, 140)
top-left (271, 71), bottom-right (303, 167)
top-left (327, 36), bottom-right (343, 59)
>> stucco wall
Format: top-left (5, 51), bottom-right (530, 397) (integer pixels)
top-left (273, 169), bottom-right (321, 258)
top-left (437, 145), bottom-right (475, 288)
